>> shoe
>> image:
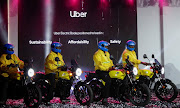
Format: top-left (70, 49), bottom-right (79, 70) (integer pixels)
top-left (0, 101), bottom-right (5, 107)
top-left (102, 98), bottom-right (108, 106)
top-left (45, 102), bottom-right (51, 106)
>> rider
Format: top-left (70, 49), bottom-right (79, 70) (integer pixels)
top-left (0, 44), bottom-right (24, 105)
top-left (122, 40), bottom-right (154, 79)
top-left (45, 42), bottom-right (66, 101)
top-left (93, 40), bottom-right (114, 105)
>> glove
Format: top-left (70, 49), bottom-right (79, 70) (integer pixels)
top-left (57, 65), bottom-right (67, 71)
top-left (7, 63), bottom-right (15, 68)
top-left (15, 64), bottom-right (19, 67)
top-left (8, 64), bottom-right (18, 68)
top-left (141, 62), bottom-right (150, 66)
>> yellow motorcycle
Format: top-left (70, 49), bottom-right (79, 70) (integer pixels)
top-left (0, 60), bottom-right (42, 108)
top-left (138, 54), bottom-right (178, 102)
top-left (37, 59), bottom-right (93, 105)
top-left (86, 56), bottom-right (151, 106)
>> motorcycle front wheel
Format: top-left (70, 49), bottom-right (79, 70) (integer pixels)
top-left (129, 84), bottom-right (151, 106)
top-left (24, 84), bottom-right (42, 108)
top-left (74, 83), bottom-right (93, 105)
top-left (89, 80), bottom-right (103, 102)
top-left (155, 80), bottom-right (178, 102)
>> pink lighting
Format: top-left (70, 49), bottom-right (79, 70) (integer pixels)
top-left (66, 0), bottom-right (80, 10)
top-left (45, 0), bottom-right (51, 6)
top-left (100, 0), bottom-right (109, 10)
top-left (127, 0), bottom-right (134, 6)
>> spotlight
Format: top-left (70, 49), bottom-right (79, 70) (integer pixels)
top-left (44, 0), bottom-right (54, 57)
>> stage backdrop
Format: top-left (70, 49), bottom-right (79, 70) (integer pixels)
top-left (0, 0), bottom-right (8, 56)
top-left (18, 0), bottom-right (137, 72)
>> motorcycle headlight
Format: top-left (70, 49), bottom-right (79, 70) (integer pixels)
top-left (133, 67), bottom-right (138, 75)
top-left (161, 67), bottom-right (165, 74)
top-left (28, 68), bottom-right (35, 77)
top-left (76, 68), bottom-right (82, 76)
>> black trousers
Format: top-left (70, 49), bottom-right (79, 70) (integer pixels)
top-left (0, 76), bottom-right (8, 102)
top-left (96, 70), bottom-right (111, 98)
top-left (46, 73), bottom-right (56, 101)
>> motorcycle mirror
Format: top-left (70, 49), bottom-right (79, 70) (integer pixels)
top-left (55, 57), bottom-right (60, 62)
top-left (71, 59), bottom-right (78, 69)
top-left (152, 54), bottom-right (155, 58)
top-left (110, 55), bottom-right (114, 60)
top-left (77, 54), bottom-right (80, 59)
top-left (30, 57), bottom-right (34, 63)
top-left (143, 54), bottom-right (148, 59)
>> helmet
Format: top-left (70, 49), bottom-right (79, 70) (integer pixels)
top-left (51, 42), bottom-right (62, 53)
top-left (98, 41), bottom-right (110, 52)
top-left (126, 40), bottom-right (136, 51)
top-left (4, 44), bottom-right (14, 54)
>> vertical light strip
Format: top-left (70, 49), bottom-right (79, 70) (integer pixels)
top-left (8, 0), bottom-right (10, 43)
top-left (0, 0), bottom-right (8, 43)
top-left (7, 0), bottom-right (18, 56)
top-left (44, 0), bottom-right (54, 57)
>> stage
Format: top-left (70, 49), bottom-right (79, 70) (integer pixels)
top-left (1, 93), bottom-right (180, 108)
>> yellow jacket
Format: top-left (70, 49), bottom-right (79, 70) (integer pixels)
top-left (122, 49), bottom-right (141, 69)
top-left (45, 51), bottom-right (65, 74)
top-left (93, 49), bottom-right (114, 71)
top-left (0, 54), bottom-right (24, 79)
top-left (122, 49), bottom-right (154, 78)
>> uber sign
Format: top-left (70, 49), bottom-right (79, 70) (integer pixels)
top-left (70, 11), bottom-right (87, 18)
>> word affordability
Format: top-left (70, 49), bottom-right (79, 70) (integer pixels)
top-left (68, 40), bottom-right (89, 44)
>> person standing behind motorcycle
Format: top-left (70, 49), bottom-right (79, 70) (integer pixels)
top-left (93, 40), bottom-right (114, 105)
top-left (45, 42), bottom-right (65, 102)
top-left (122, 40), bottom-right (154, 79)
top-left (0, 44), bottom-right (24, 105)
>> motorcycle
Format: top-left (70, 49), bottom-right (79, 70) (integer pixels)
top-left (85, 56), bottom-right (151, 106)
top-left (138, 54), bottom-right (178, 102)
top-left (0, 60), bottom-right (42, 108)
top-left (37, 59), bottom-right (93, 105)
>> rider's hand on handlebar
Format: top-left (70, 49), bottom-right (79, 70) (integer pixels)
top-left (109, 66), bottom-right (116, 71)
top-left (57, 65), bottom-right (68, 71)
top-left (57, 67), bottom-right (61, 70)
top-left (141, 62), bottom-right (150, 66)
top-left (7, 63), bottom-right (18, 68)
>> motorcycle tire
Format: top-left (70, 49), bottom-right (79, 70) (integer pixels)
top-left (155, 80), bottom-right (178, 102)
top-left (74, 83), bottom-right (93, 105)
top-left (37, 79), bottom-right (50, 102)
top-left (89, 80), bottom-right (103, 102)
top-left (24, 84), bottom-right (42, 108)
top-left (129, 83), bottom-right (151, 106)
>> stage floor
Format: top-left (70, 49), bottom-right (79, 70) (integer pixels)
top-left (1, 93), bottom-right (180, 108)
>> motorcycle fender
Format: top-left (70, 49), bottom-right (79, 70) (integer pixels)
top-left (75, 81), bottom-right (84, 88)
top-left (139, 76), bottom-right (150, 84)
top-left (26, 83), bottom-right (34, 88)
top-left (86, 78), bottom-right (102, 84)
top-left (154, 79), bottom-right (172, 90)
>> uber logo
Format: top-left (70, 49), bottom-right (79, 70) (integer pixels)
top-left (70, 11), bottom-right (87, 18)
